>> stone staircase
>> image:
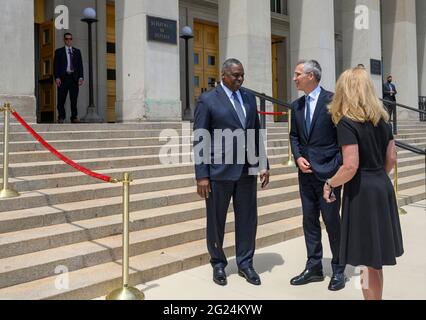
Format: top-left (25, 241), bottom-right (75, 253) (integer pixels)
top-left (0, 120), bottom-right (424, 300)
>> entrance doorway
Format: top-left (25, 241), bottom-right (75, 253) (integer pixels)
top-left (272, 36), bottom-right (287, 122)
top-left (106, 2), bottom-right (116, 123)
top-left (35, 0), bottom-right (56, 123)
top-left (193, 21), bottom-right (220, 104)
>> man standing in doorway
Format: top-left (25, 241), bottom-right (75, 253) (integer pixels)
top-left (54, 32), bottom-right (84, 123)
top-left (289, 59), bottom-right (346, 291)
top-left (193, 58), bottom-right (269, 287)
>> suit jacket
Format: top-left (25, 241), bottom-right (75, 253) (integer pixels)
top-left (383, 82), bottom-right (397, 101)
top-left (193, 85), bottom-right (269, 181)
top-left (290, 87), bottom-right (342, 181)
top-left (54, 47), bottom-right (84, 82)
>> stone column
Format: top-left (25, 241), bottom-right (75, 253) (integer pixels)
top-left (0, 0), bottom-right (36, 120)
top-left (382, 0), bottom-right (418, 120)
top-left (115, 0), bottom-right (181, 121)
top-left (341, 0), bottom-right (383, 95)
top-left (417, 0), bottom-right (426, 97)
top-left (288, 0), bottom-right (336, 99)
top-left (218, 0), bottom-right (272, 96)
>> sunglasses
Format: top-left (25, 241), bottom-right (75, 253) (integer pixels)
top-left (65, 38), bottom-right (73, 40)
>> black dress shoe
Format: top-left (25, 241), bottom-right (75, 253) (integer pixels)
top-left (290, 268), bottom-right (325, 285)
top-left (238, 267), bottom-right (261, 285)
top-left (213, 266), bottom-right (227, 286)
top-left (328, 273), bottom-right (347, 291)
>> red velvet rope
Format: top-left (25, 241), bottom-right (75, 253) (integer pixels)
top-left (11, 111), bottom-right (114, 183)
top-left (257, 111), bottom-right (288, 115)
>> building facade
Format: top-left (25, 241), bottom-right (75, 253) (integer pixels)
top-left (0, 0), bottom-right (425, 122)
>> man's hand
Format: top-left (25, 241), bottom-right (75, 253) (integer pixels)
top-left (55, 78), bottom-right (61, 87)
top-left (260, 170), bottom-right (270, 189)
top-left (79, 78), bottom-right (84, 86)
top-left (296, 157), bottom-right (313, 173)
top-left (197, 178), bottom-right (211, 199)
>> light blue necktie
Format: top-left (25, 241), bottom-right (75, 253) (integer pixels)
top-left (305, 95), bottom-right (311, 135)
top-left (232, 92), bottom-right (246, 128)
top-left (68, 48), bottom-right (74, 71)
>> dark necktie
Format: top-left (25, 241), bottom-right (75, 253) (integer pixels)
top-left (305, 96), bottom-right (311, 135)
top-left (232, 92), bottom-right (246, 128)
top-left (68, 48), bottom-right (74, 71)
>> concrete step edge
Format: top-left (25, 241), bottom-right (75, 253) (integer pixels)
top-left (0, 216), bottom-right (304, 300)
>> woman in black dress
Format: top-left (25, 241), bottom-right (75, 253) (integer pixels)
top-left (323, 68), bottom-right (404, 300)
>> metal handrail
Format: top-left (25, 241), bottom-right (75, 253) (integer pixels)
top-left (381, 98), bottom-right (426, 134)
top-left (395, 140), bottom-right (426, 156)
top-left (242, 87), bottom-right (291, 109)
top-left (244, 91), bottom-right (426, 116)
top-left (244, 92), bottom-right (426, 136)
top-left (238, 86), bottom-right (426, 166)
top-left (381, 98), bottom-right (426, 115)
top-left (394, 140), bottom-right (426, 214)
top-left (242, 87), bottom-right (294, 166)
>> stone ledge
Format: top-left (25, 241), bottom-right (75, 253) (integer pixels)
top-left (0, 94), bottom-right (36, 123)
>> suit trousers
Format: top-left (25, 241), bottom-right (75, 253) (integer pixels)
top-left (57, 74), bottom-right (79, 121)
top-left (384, 99), bottom-right (396, 121)
top-left (206, 171), bottom-right (257, 269)
top-left (298, 172), bottom-right (345, 274)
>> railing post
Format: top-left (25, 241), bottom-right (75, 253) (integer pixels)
top-left (419, 97), bottom-right (426, 122)
top-left (393, 102), bottom-right (398, 135)
top-left (107, 172), bottom-right (145, 300)
top-left (260, 96), bottom-right (266, 130)
top-left (286, 108), bottom-right (294, 166)
top-left (393, 151), bottom-right (407, 215)
top-left (0, 103), bottom-right (20, 199)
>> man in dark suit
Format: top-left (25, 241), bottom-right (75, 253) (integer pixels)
top-left (383, 75), bottom-right (397, 119)
top-left (54, 32), bottom-right (84, 123)
top-left (289, 59), bottom-right (346, 291)
top-left (193, 58), bottom-right (269, 286)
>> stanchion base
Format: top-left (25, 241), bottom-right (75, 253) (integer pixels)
top-left (106, 286), bottom-right (145, 300)
top-left (0, 188), bottom-right (20, 199)
top-left (81, 106), bottom-right (103, 123)
top-left (398, 207), bottom-right (408, 215)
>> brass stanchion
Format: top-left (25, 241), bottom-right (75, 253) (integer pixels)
top-left (286, 109), bottom-right (294, 166)
top-left (393, 152), bottom-right (407, 215)
top-left (0, 103), bottom-right (19, 199)
top-left (107, 173), bottom-right (145, 300)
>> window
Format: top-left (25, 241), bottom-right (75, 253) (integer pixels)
top-left (270, 0), bottom-right (288, 15)
top-left (208, 55), bottom-right (216, 66)
top-left (208, 78), bottom-right (216, 87)
top-left (194, 76), bottom-right (200, 87)
top-left (43, 59), bottom-right (50, 75)
top-left (43, 29), bottom-right (50, 45)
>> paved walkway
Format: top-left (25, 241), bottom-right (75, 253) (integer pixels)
top-left (135, 200), bottom-right (426, 300)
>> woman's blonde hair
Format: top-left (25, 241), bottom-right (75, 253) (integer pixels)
top-left (329, 68), bottom-right (389, 125)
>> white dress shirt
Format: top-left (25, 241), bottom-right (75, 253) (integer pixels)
top-left (220, 82), bottom-right (247, 117)
top-left (304, 85), bottom-right (322, 123)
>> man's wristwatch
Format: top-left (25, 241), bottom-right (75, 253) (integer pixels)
top-left (325, 178), bottom-right (333, 188)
